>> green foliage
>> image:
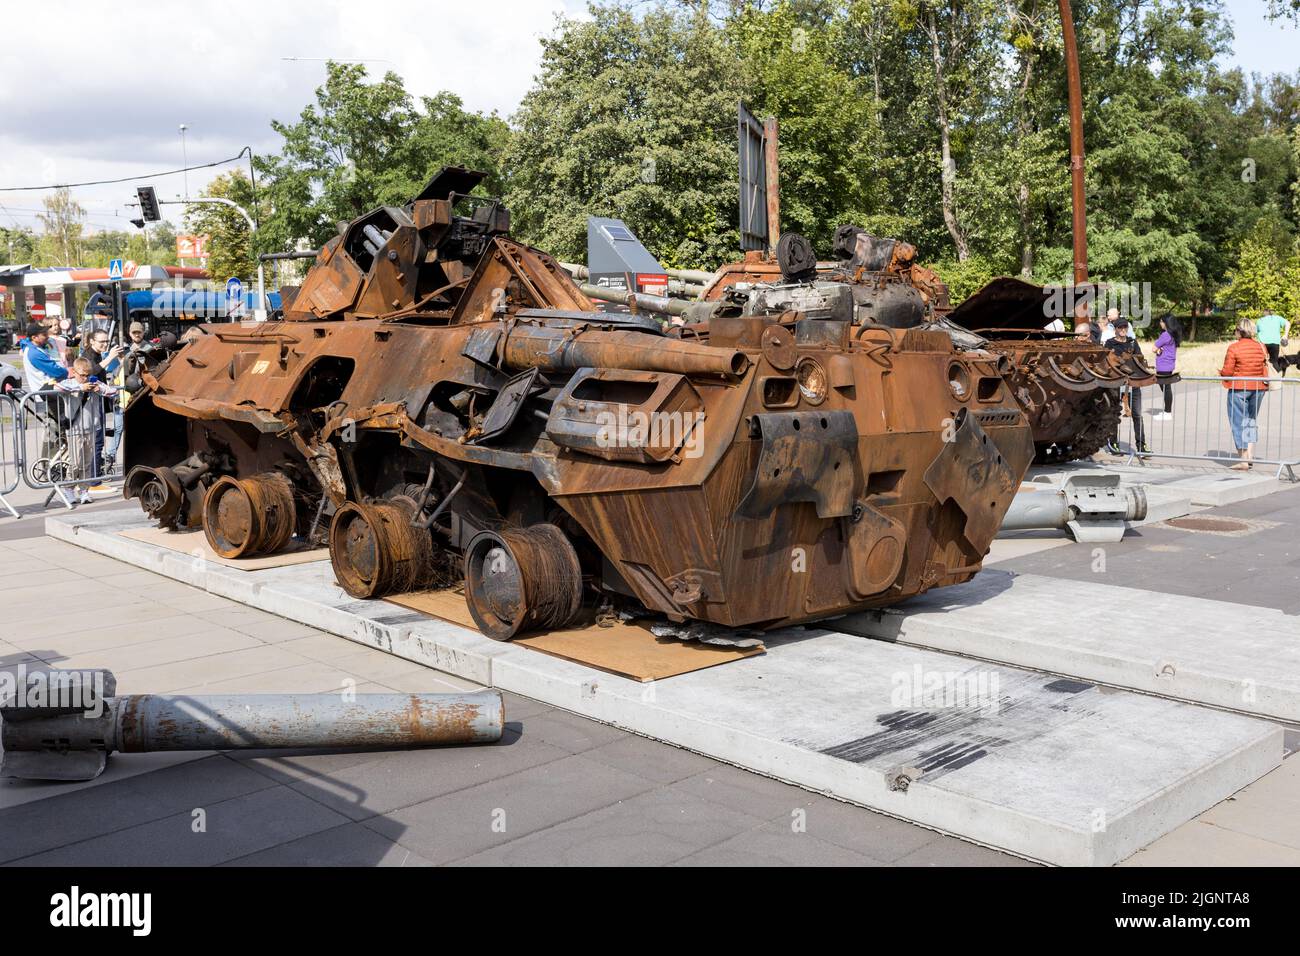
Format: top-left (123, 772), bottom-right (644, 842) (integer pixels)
top-left (730, 2), bottom-right (884, 251)
top-left (931, 253), bottom-right (996, 304)
top-left (184, 172), bottom-right (264, 282)
top-left (221, 0), bottom-right (1300, 320)
top-left (36, 188), bottom-right (85, 265)
top-left (0, 227), bottom-right (38, 264)
top-left (504, 4), bottom-right (742, 267)
top-left (256, 62), bottom-right (510, 252)
top-left (1217, 216), bottom-right (1300, 321)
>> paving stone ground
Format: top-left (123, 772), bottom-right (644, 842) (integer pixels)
top-left (0, 502), bottom-right (1019, 867)
top-left (2, 481), bottom-right (1298, 866)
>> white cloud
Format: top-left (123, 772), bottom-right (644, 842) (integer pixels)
top-left (0, 0), bottom-right (588, 241)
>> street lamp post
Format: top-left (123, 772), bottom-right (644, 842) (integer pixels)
top-left (178, 124), bottom-right (189, 200)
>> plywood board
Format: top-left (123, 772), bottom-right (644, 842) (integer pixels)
top-left (388, 589), bottom-right (763, 681)
top-left (119, 526), bottom-right (328, 570)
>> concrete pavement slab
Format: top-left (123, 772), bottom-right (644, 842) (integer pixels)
top-left (221, 822), bottom-right (435, 867)
top-left (14, 784), bottom-right (350, 867)
top-left (841, 568), bottom-right (1300, 722)
top-left (0, 756), bottom-right (275, 863)
top-left (44, 509), bottom-right (1285, 866)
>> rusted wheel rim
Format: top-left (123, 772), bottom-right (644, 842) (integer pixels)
top-left (329, 498), bottom-right (437, 599)
top-left (202, 474), bottom-right (295, 559)
top-left (463, 524), bottom-right (582, 641)
top-left (330, 502), bottom-right (388, 598)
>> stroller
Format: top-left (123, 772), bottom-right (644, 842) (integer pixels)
top-left (24, 390), bottom-right (98, 486)
top-left (25, 392), bottom-right (73, 483)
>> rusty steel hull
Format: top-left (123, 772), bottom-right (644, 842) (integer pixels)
top-left (125, 315), bottom-right (1034, 630)
top-left (122, 168), bottom-right (1037, 638)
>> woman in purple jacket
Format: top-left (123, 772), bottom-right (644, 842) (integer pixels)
top-left (1152, 315), bottom-right (1182, 419)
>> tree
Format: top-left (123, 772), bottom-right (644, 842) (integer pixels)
top-left (256, 62), bottom-right (510, 252)
top-left (36, 187), bottom-right (85, 265)
top-left (505, 4), bottom-right (742, 267)
top-left (0, 227), bottom-right (38, 265)
top-left (184, 172), bottom-right (265, 282)
top-left (729, 2), bottom-right (886, 251)
top-left (1218, 216), bottom-right (1300, 320)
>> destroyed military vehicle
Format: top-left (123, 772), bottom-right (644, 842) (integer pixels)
top-left (691, 227), bottom-right (1154, 464)
top-left (123, 168), bottom-right (1035, 640)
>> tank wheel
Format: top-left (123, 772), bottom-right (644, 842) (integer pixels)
top-left (125, 465), bottom-right (185, 526)
top-left (463, 524), bottom-right (583, 641)
top-left (202, 473), bottom-right (296, 559)
top-left (329, 498), bottom-right (437, 599)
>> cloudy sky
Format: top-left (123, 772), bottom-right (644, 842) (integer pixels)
top-left (0, 0), bottom-right (1294, 243)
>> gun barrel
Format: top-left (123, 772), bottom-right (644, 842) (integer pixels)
top-left (502, 324), bottom-right (749, 378)
top-left (579, 283), bottom-right (690, 317)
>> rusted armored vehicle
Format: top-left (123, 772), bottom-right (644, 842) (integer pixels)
top-left (943, 277), bottom-right (1154, 462)
top-left (123, 168), bottom-right (1035, 640)
top-left (693, 227), bottom-right (1153, 463)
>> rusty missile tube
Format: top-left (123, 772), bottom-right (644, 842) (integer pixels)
top-left (501, 322), bottom-right (749, 379)
top-left (0, 666), bottom-right (504, 781)
top-left (579, 282), bottom-right (691, 317)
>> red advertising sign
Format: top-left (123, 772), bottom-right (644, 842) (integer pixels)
top-left (176, 235), bottom-right (209, 259)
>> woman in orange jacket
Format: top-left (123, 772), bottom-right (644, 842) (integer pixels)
top-left (1219, 318), bottom-right (1271, 470)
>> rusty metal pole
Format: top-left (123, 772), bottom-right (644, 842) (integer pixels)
top-left (1059, 0), bottom-right (1088, 309)
top-left (763, 117), bottom-right (780, 254)
top-left (1, 674), bottom-right (505, 781)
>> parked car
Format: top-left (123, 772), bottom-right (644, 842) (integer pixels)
top-left (0, 323), bottom-right (13, 353)
top-left (1, 359), bottom-right (20, 395)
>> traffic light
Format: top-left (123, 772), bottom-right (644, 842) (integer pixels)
top-left (137, 186), bottom-right (161, 223)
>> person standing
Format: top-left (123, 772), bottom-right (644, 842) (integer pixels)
top-left (78, 328), bottom-right (126, 476)
top-left (1219, 318), bottom-right (1270, 470)
top-left (55, 357), bottom-right (119, 501)
top-left (1152, 315), bottom-right (1183, 420)
top-left (20, 323), bottom-right (70, 465)
top-left (1096, 308), bottom-right (1118, 345)
top-left (1105, 319), bottom-right (1148, 454)
top-left (19, 323), bottom-right (68, 394)
top-left (1256, 311), bottom-right (1289, 373)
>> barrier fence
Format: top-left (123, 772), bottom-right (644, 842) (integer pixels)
top-left (0, 393), bottom-right (20, 518)
top-left (1118, 375), bottom-right (1300, 480)
top-left (0, 386), bottom-right (126, 515)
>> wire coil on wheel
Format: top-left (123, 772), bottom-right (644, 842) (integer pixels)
top-left (463, 524), bottom-right (583, 641)
top-left (202, 473), bottom-right (296, 559)
top-left (329, 498), bottom-right (438, 599)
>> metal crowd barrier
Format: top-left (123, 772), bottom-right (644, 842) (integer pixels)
top-left (0, 393), bottom-right (20, 518)
top-left (13, 387), bottom-right (127, 511)
top-left (1117, 375), bottom-right (1299, 480)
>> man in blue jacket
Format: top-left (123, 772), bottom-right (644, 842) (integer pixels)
top-left (20, 323), bottom-right (68, 394)
top-left (20, 323), bottom-right (70, 469)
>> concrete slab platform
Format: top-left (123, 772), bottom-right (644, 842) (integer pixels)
top-left (1036, 460), bottom-right (1287, 508)
top-left (842, 569), bottom-right (1300, 723)
top-left (44, 510), bottom-right (1283, 866)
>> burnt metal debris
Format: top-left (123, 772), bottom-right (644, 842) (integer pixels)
top-left (123, 166), bottom-right (1036, 641)
top-left (696, 227), bottom-right (1154, 464)
top-left (0, 667), bottom-right (504, 781)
